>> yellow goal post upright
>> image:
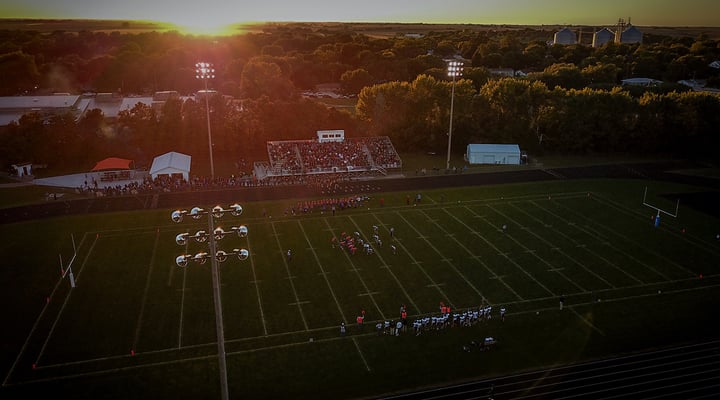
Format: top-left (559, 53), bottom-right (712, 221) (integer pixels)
top-left (58, 234), bottom-right (77, 288)
top-left (643, 187), bottom-right (679, 228)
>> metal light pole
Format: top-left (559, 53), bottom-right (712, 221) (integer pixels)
top-left (172, 204), bottom-right (248, 400)
top-left (446, 60), bottom-right (463, 171)
top-left (196, 62), bottom-right (216, 180)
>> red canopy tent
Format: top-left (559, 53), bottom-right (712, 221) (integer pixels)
top-left (91, 157), bottom-right (133, 171)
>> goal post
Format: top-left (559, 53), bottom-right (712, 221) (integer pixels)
top-left (642, 187), bottom-right (679, 227)
top-left (58, 234), bottom-right (77, 288)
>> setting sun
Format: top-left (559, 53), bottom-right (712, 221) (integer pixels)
top-left (165, 15), bottom-right (240, 36)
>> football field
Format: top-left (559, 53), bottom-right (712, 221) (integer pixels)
top-left (2, 179), bottom-right (719, 399)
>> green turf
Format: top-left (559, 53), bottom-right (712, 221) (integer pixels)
top-left (1, 179), bottom-right (719, 399)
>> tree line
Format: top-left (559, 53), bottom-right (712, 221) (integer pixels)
top-left (1, 24), bottom-right (719, 174)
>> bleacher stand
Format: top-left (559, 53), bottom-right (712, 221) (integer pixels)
top-left (265, 136), bottom-right (401, 178)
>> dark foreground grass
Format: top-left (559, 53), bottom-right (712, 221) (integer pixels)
top-left (1, 179), bottom-right (719, 399)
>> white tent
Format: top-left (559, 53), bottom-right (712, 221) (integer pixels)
top-left (150, 151), bottom-right (191, 180)
top-left (466, 144), bottom-right (521, 165)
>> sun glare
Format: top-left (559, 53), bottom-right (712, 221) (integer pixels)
top-left (163, 14), bottom-right (241, 36)
top-left (173, 21), bottom-right (238, 36)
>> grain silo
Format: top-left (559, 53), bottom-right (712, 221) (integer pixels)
top-left (621, 25), bottom-right (643, 44)
top-left (553, 28), bottom-right (577, 45)
top-left (592, 28), bottom-right (615, 47)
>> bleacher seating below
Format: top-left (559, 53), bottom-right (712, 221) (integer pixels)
top-left (265, 136), bottom-right (401, 179)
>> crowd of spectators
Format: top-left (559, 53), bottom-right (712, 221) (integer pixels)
top-left (266, 136), bottom-right (401, 174)
top-left (77, 169), bottom-right (378, 198)
top-left (76, 136), bottom-right (400, 198)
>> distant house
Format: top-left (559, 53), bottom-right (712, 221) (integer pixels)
top-left (622, 77), bottom-right (662, 86)
top-left (466, 144), bottom-right (521, 165)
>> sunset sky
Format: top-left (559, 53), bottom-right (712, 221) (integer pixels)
top-left (2, 0), bottom-right (718, 35)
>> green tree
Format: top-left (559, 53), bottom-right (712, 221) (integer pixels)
top-left (0, 51), bottom-right (40, 95)
top-left (340, 68), bottom-right (374, 95)
top-left (240, 59), bottom-right (297, 100)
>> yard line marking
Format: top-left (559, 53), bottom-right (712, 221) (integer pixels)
top-left (393, 212), bottom-right (456, 307)
top-left (440, 209), bottom-right (524, 301)
top-left (2, 233), bottom-right (88, 386)
top-left (352, 338), bottom-right (372, 372)
top-left (488, 204), bottom-right (616, 290)
top-left (416, 209), bottom-right (490, 304)
top-left (368, 215), bottom-right (424, 314)
top-left (35, 234), bottom-right (99, 366)
top-left (271, 221), bottom-right (309, 331)
top-left (297, 220), bottom-right (348, 324)
top-left (178, 263), bottom-right (187, 348)
top-left (245, 233), bottom-right (268, 336)
top-left (481, 204), bottom-right (587, 292)
top-left (288, 301), bottom-right (311, 306)
top-left (534, 200), bottom-right (674, 281)
top-left (6, 354), bottom-right (218, 387)
top-left (509, 202), bottom-right (624, 288)
top-left (358, 292), bottom-right (381, 297)
top-left (132, 229), bottom-right (160, 352)
top-left (462, 206), bottom-right (556, 297)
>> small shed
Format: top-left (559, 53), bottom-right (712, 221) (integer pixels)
top-left (150, 151), bottom-right (191, 181)
top-left (466, 144), bottom-right (521, 165)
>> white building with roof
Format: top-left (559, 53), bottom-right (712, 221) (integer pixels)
top-left (150, 151), bottom-right (191, 181)
top-left (0, 94), bottom-right (84, 126)
top-left (466, 144), bottom-right (521, 165)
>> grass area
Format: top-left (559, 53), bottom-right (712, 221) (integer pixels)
top-left (1, 178), bottom-right (718, 399)
top-left (0, 185), bottom-right (84, 209)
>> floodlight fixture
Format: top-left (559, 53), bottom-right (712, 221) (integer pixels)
top-left (190, 206), bottom-right (204, 219)
top-left (176, 233), bottom-right (189, 246)
top-left (234, 225), bottom-right (248, 238)
top-left (193, 251), bottom-right (209, 264)
top-left (171, 210), bottom-right (187, 223)
top-left (176, 254), bottom-right (191, 267)
top-left (212, 205), bottom-right (224, 218)
top-left (230, 203), bottom-right (243, 216)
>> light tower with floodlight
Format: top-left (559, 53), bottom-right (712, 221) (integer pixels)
top-left (196, 62), bottom-right (216, 180)
top-left (446, 60), bottom-right (463, 171)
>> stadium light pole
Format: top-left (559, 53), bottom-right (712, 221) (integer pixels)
top-left (446, 60), bottom-right (463, 171)
top-left (196, 62), bottom-right (216, 180)
top-left (172, 204), bottom-right (249, 400)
